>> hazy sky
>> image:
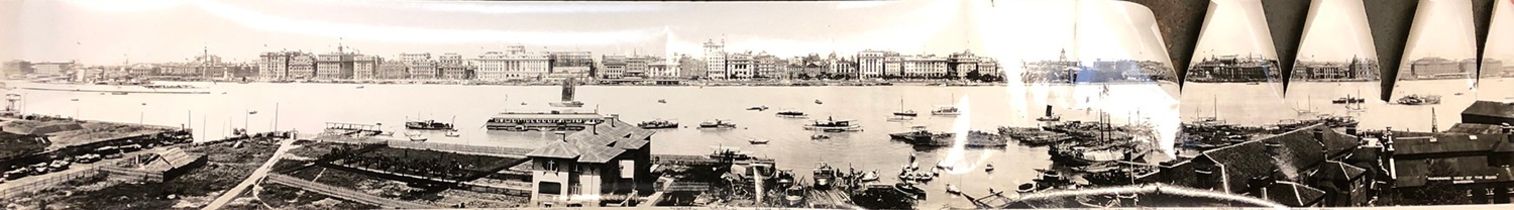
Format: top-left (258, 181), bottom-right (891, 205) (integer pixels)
top-left (1, 0), bottom-right (973, 64)
top-left (1296, 0), bottom-right (1376, 62)
top-left (1485, 0), bottom-right (1514, 64)
top-left (971, 0), bottom-right (1169, 63)
top-left (1191, 0), bottom-right (1279, 61)
top-left (1402, 0), bottom-right (1478, 61)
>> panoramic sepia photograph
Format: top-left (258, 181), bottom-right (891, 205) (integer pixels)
top-left (2, 0), bottom-right (1513, 209)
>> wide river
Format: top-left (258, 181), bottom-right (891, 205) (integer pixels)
top-left (4, 78), bottom-right (1510, 208)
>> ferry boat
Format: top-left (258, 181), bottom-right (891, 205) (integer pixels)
top-left (485, 110), bottom-right (605, 131)
top-left (931, 106), bottom-right (960, 116)
top-left (805, 117), bottom-right (862, 132)
top-left (775, 110), bottom-right (808, 118)
top-left (637, 120), bottom-right (679, 129)
top-left (699, 119), bottom-right (736, 128)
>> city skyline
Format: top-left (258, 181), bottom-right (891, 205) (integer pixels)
top-left (0, 0), bottom-right (977, 65)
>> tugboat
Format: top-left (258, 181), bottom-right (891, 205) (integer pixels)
top-left (805, 117), bottom-right (863, 132)
top-left (405, 118), bottom-right (455, 130)
top-left (747, 106), bottom-right (769, 111)
top-left (776, 110), bottom-right (809, 118)
top-left (813, 164), bottom-right (838, 190)
top-left (637, 120), bottom-right (679, 129)
top-left (1396, 94), bottom-right (1442, 105)
top-left (698, 119), bottom-right (736, 128)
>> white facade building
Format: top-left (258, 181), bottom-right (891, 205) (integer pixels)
top-left (704, 40), bottom-right (727, 79)
top-left (475, 46), bottom-right (550, 81)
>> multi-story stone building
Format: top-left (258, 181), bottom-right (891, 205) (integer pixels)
top-left (377, 59), bottom-right (409, 80)
top-left (1465, 58), bottom-right (1504, 78)
top-left (726, 52), bottom-right (753, 79)
top-left (258, 51), bottom-right (299, 81)
top-left (648, 58), bottom-right (675, 79)
top-left (858, 50), bottom-right (890, 79)
top-left (883, 54), bottom-right (903, 78)
top-left (353, 55), bottom-right (379, 80)
top-left (1402, 57), bottom-right (1466, 80)
top-left (400, 53), bottom-right (436, 80)
top-left (437, 53), bottom-right (471, 80)
top-left (902, 55), bottom-right (949, 78)
top-left (754, 53), bottom-right (783, 79)
top-left (949, 51), bottom-right (981, 79)
top-left (287, 54), bottom-right (317, 79)
top-left (474, 46), bottom-right (551, 81)
top-left (547, 51), bottom-right (594, 82)
top-left (704, 40), bottom-right (727, 79)
top-left (315, 51), bottom-right (357, 80)
top-left (600, 55), bottom-right (627, 79)
top-left (624, 55), bottom-right (656, 79)
top-left (1186, 55), bottom-right (1278, 83)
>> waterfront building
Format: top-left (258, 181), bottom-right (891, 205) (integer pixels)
top-left (884, 54), bottom-right (903, 78)
top-left (1186, 55), bottom-right (1278, 83)
top-left (258, 51), bottom-right (299, 80)
top-left (754, 53), bottom-right (783, 79)
top-left (726, 52), bottom-right (754, 79)
top-left (1402, 57), bottom-right (1467, 80)
top-left (1466, 58), bottom-right (1504, 78)
top-left (400, 53), bottom-right (436, 80)
top-left (676, 54), bottom-right (703, 79)
top-left (524, 115), bottom-right (654, 207)
top-left (353, 55), bottom-right (379, 80)
top-left (648, 59), bottom-right (674, 79)
top-left (29, 61), bottom-right (75, 76)
top-left (624, 55), bottom-right (658, 79)
top-left (600, 55), bottom-right (627, 79)
top-left (287, 54), bottom-right (317, 79)
top-left (377, 59), bottom-right (408, 80)
top-left (902, 55), bottom-right (949, 78)
top-left (127, 64), bottom-right (158, 77)
top-left (315, 50), bottom-right (357, 80)
top-left (1294, 57), bottom-right (1379, 82)
top-left (858, 50), bottom-right (887, 79)
top-left (789, 54), bottom-right (828, 79)
top-left (704, 40), bottom-right (728, 79)
top-left (475, 46), bottom-right (551, 81)
top-left (978, 57), bottom-right (1001, 78)
top-left (547, 51), bottom-right (594, 82)
top-left (437, 53), bottom-right (471, 80)
top-left (1021, 49), bottom-right (1080, 83)
top-left (949, 51), bottom-right (980, 79)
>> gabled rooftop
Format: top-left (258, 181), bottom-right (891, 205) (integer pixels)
top-left (1462, 100), bottom-right (1514, 120)
top-left (1196, 124), bottom-right (1358, 193)
top-left (526, 117), bottom-right (654, 164)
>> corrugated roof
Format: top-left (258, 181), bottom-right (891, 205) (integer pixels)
top-left (526, 118), bottom-right (654, 163)
top-left (1393, 133), bottom-right (1506, 156)
top-left (1462, 101), bottom-right (1514, 119)
top-left (526, 141), bottom-right (580, 159)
